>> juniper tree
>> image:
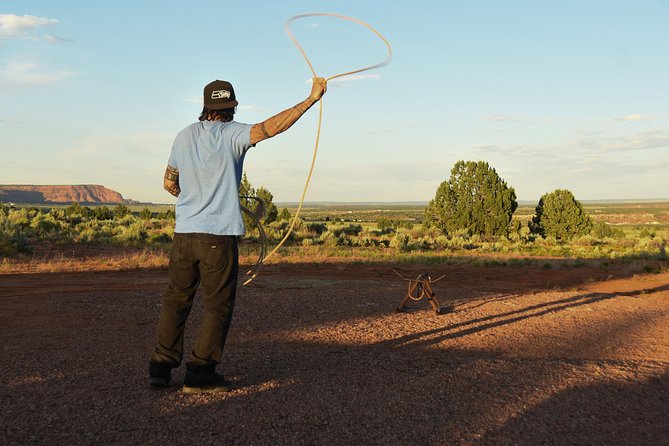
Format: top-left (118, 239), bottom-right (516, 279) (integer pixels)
top-left (238, 172), bottom-right (278, 227)
top-left (424, 160), bottom-right (517, 236)
top-left (531, 189), bottom-right (592, 240)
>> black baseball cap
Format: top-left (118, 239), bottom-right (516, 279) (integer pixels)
top-left (203, 80), bottom-right (238, 110)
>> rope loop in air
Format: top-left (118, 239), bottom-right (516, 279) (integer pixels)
top-left (244, 13), bottom-right (392, 285)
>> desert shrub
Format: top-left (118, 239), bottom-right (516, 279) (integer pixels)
top-left (113, 204), bottom-right (131, 219)
top-left (112, 220), bottom-right (147, 245)
top-left (306, 222), bottom-right (328, 235)
top-left (333, 224), bottom-right (363, 237)
top-left (139, 207), bottom-right (153, 220)
top-left (416, 237), bottom-right (434, 250)
top-left (531, 189), bottom-right (593, 240)
top-left (350, 236), bottom-right (378, 247)
top-left (0, 232), bottom-right (18, 257)
top-left (377, 217), bottom-right (396, 232)
top-left (390, 232), bottom-right (411, 251)
top-left (575, 234), bottom-right (600, 246)
top-left (278, 208), bottom-right (291, 221)
top-left (29, 212), bottom-right (62, 238)
top-left (157, 209), bottom-right (175, 221)
top-left (638, 228), bottom-right (655, 239)
top-left (93, 206), bottom-right (114, 220)
top-left (377, 218), bottom-right (414, 233)
top-left (65, 203), bottom-right (92, 219)
top-left (148, 232), bottom-right (172, 245)
top-left (319, 231), bottom-right (338, 247)
top-left (434, 235), bottom-right (449, 249)
top-left (424, 160), bottom-right (517, 236)
top-left (591, 221), bottom-right (624, 239)
top-left (7, 208), bottom-right (30, 229)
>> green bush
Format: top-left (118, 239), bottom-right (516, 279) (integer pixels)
top-left (424, 160), bottom-right (517, 236)
top-left (306, 222), bottom-right (328, 235)
top-left (390, 232), bottom-right (411, 251)
top-left (333, 224), bottom-right (363, 237)
top-left (532, 189), bottom-right (593, 240)
top-left (591, 221), bottom-right (624, 239)
top-left (93, 206), bottom-right (114, 220)
top-left (113, 205), bottom-right (131, 219)
top-left (139, 207), bottom-right (153, 220)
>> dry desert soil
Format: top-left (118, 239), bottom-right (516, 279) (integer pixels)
top-left (1, 258), bottom-right (668, 445)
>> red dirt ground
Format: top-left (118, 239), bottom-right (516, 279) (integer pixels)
top-left (1, 257), bottom-right (668, 445)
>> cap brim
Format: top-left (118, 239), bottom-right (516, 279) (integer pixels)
top-left (206, 100), bottom-right (238, 110)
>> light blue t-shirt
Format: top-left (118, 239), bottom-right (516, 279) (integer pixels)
top-left (168, 120), bottom-right (253, 235)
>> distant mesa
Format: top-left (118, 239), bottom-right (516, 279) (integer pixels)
top-left (0, 185), bottom-right (136, 205)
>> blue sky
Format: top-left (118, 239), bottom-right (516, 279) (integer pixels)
top-left (1, 0), bottom-right (668, 203)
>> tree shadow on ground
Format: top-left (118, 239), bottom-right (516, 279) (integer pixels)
top-left (382, 284), bottom-right (669, 350)
top-left (480, 370), bottom-right (669, 445)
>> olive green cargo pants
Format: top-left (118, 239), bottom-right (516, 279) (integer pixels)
top-left (150, 233), bottom-right (238, 370)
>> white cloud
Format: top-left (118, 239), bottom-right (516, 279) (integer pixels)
top-left (238, 104), bottom-right (269, 112)
top-left (574, 129), bottom-right (669, 152)
top-left (184, 94), bottom-right (202, 105)
top-left (479, 114), bottom-right (528, 124)
top-left (0, 60), bottom-right (76, 86)
top-left (0, 14), bottom-right (58, 40)
top-left (44, 34), bottom-right (72, 44)
top-left (306, 73), bottom-right (381, 87)
top-left (615, 113), bottom-right (655, 122)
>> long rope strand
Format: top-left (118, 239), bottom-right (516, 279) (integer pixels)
top-left (243, 13), bottom-right (392, 285)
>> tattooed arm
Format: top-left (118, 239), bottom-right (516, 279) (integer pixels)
top-left (163, 165), bottom-right (181, 197)
top-left (250, 77), bottom-right (327, 145)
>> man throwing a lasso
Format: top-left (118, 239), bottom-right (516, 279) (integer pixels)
top-left (149, 77), bottom-right (327, 393)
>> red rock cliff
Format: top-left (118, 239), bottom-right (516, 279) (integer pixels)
top-left (0, 185), bottom-right (134, 204)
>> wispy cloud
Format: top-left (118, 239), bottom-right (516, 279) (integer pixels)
top-left (238, 104), bottom-right (269, 113)
top-left (184, 95), bottom-right (202, 105)
top-left (44, 34), bottom-right (73, 44)
top-left (479, 114), bottom-right (529, 124)
top-left (0, 14), bottom-right (58, 41)
top-left (307, 73), bottom-right (381, 87)
top-left (0, 60), bottom-right (77, 86)
top-left (472, 144), bottom-right (549, 157)
top-left (614, 113), bottom-right (656, 122)
top-left (574, 129), bottom-right (669, 152)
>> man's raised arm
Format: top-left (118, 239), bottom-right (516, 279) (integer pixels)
top-left (250, 77), bottom-right (327, 145)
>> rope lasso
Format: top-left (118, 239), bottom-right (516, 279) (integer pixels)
top-left (243, 12), bottom-right (392, 286)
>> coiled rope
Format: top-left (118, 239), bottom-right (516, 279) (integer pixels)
top-left (243, 12), bottom-right (392, 285)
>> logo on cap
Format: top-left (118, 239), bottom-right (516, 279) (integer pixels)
top-left (211, 90), bottom-right (231, 100)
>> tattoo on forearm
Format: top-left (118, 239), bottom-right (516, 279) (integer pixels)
top-left (164, 165), bottom-right (180, 197)
top-left (252, 97), bottom-right (317, 144)
top-left (164, 165), bottom-right (179, 181)
top-left (260, 122), bottom-right (271, 138)
top-left (165, 184), bottom-right (181, 197)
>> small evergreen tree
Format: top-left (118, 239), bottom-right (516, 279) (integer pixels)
top-left (93, 206), bottom-right (114, 220)
top-left (139, 207), bottom-right (152, 220)
top-left (113, 204), bottom-right (131, 219)
top-left (65, 203), bottom-right (92, 218)
top-left (278, 208), bottom-right (292, 221)
top-left (255, 187), bottom-right (278, 224)
top-left (424, 160), bottom-right (517, 236)
top-left (531, 189), bottom-right (593, 240)
top-left (238, 172), bottom-right (278, 226)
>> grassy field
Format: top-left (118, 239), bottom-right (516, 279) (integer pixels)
top-left (277, 200), bottom-right (669, 232)
top-left (1, 200), bottom-right (667, 274)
